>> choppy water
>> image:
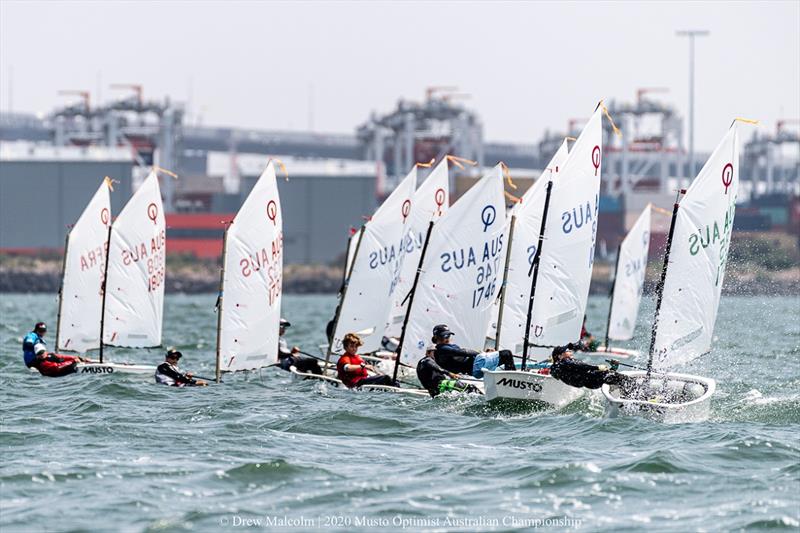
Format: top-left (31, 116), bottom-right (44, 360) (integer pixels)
top-left (1, 294), bottom-right (798, 532)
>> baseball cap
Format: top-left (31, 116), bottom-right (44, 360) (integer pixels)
top-left (432, 324), bottom-right (454, 337)
top-left (280, 318), bottom-right (291, 327)
top-left (166, 348), bottom-right (183, 359)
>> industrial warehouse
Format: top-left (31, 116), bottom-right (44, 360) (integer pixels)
top-left (1, 85), bottom-right (798, 284)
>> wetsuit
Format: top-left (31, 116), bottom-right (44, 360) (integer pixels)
top-left (278, 338), bottom-right (323, 375)
top-left (550, 358), bottom-right (628, 390)
top-left (416, 356), bottom-right (481, 398)
top-left (22, 332), bottom-right (80, 377)
top-left (336, 353), bottom-right (395, 388)
top-left (154, 362), bottom-right (198, 387)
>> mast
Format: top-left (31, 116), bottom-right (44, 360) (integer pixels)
top-left (647, 195), bottom-right (682, 374)
top-left (339, 233), bottom-right (354, 292)
top-left (97, 225), bottom-right (113, 363)
top-left (494, 214), bottom-right (517, 350)
top-left (215, 226), bottom-right (230, 383)
top-left (55, 232), bottom-right (70, 352)
top-left (392, 220), bottom-right (434, 383)
top-left (604, 243), bottom-right (623, 350)
top-left (324, 225), bottom-right (366, 371)
top-left (521, 180), bottom-right (554, 371)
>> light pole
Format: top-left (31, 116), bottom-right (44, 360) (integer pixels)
top-left (676, 29), bottom-right (709, 180)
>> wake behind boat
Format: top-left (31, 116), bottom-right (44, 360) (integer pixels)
top-left (602, 370), bottom-right (715, 423)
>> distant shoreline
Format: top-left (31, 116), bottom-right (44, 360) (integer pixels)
top-left (1, 256), bottom-right (797, 295)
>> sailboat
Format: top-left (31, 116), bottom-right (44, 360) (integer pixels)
top-left (601, 120), bottom-right (754, 423)
top-left (581, 204), bottom-right (652, 359)
top-left (484, 104), bottom-right (606, 406)
top-left (214, 161), bottom-right (283, 381)
top-left (95, 170), bottom-right (166, 373)
top-left (392, 164), bottom-right (507, 381)
top-left (52, 177), bottom-right (150, 375)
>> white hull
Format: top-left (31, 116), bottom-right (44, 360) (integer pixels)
top-left (75, 362), bottom-right (156, 376)
top-left (289, 366), bottom-right (428, 397)
top-left (482, 369), bottom-right (585, 408)
top-left (601, 371), bottom-right (715, 423)
top-left (581, 346), bottom-right (640, 358)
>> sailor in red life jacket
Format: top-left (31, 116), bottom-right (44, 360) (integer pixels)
top-left (22, 322), bottom-right (91, 377)
top-left (336, 333), bottom-right (398, 388)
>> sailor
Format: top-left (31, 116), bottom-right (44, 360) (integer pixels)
top-left (576, 315), bottom-right (600, 352)
top-left (431, 324), bottom-right (516, 378)
top-left (417, 344), bottom-right (482, 398)
top-left (22, 322), bottom-right (88, 377)
top-left (336, 333), bottom-right (398, 388)
top-left (154, 349), bottom-right (208, 387)
top-left (549, 344), bottom-right (627, 390)
top-left (277, 318), bottom-right (323, 375)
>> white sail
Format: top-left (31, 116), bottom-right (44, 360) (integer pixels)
top-left (385, 160), bottom-right (450, 338)
top-left (527, 108), bottom-right (603, 351)
top-left (56, 178), bottom-right (112, 353)
top-left (400, 165), bottom-right (506, 366)
top-left (103, 171), bottom-right (165, 347)
top-left (496, 140), bottom-right (570, 352)
top-left (332, 168), bottom-right (417, 353)
top-left (607, 205), bottom-right (651, 341)
top-left (652, 123), bottom-right (742, 370)
top-left (218, 161), bottom-right (284, 371)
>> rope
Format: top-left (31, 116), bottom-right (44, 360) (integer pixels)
top-left (272, 158), bottom-right (289, 181)
top-left (500, 162), bottom-right (518, 190)
top-left (153, 166), bottom-right (179, 179)
top-left (600, 102), bottom-right (622, 138)
top-left (446, 155), bottom-right (477, 170)
top-left (416, 158), bottom-right (435, 168)
top-left (650, 204), bottom-right (672, 216)
top-left (103, 176), bottom-right (118, 191)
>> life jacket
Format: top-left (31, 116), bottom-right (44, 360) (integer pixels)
top-left (336, 353), bottom-right (368, 388)
top-left (22, 332), bottom-right (46, 367)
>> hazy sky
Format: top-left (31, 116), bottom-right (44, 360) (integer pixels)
top-left (1, 1), bottom-right (798, 151)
